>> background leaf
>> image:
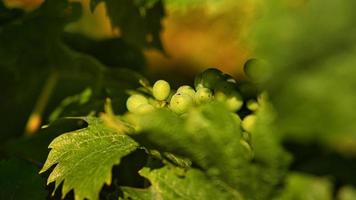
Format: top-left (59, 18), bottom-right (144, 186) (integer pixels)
top-left (251, 0), bottom-right (356, 147)
top-left (91, 0), bottom-right (164, 49)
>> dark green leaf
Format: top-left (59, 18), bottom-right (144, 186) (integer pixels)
top-left (103, 0), bottom-right (164, 49)
top-left (0, 0), bottom-right (86, 141)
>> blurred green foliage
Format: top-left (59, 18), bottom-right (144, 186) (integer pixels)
top-left (275, 173), bottom-right (333, 200)
top-left (124, 102), bottom-right (290, 200)
top-left (252, 0), bottom-right (356, 145)
top-left (122, 166), bottom-right (242, 199)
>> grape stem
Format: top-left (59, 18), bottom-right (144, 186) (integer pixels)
top-left (25, 69), bottom-right (59, 136)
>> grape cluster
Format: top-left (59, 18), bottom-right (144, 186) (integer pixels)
top-left (125, 68), bottom-right (261, 158)
top-left (126, 68), bottom-right (244, 115)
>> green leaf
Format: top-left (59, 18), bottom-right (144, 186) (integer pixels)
top-left (251, 0), bottom-right (356, 145)
top-left (48, 67), bottom-right (148, 122)
top-left (274, 173), bottom-right (333, 200)
top-left (121, 166), bottom-right (242, 200)
top-left (0, 0), bottom-right (87, 141)
top-left (40, 117), bottom-right (138, 200)
top-left (62, 33), bottom-right (146, 71)
top-left (0, 158), bottom-right (47, 200)
top-left (127, 102), bottom-right (290, 199)
top-left (100, 0), bottom-right (164, 49)
top-left (0, 1), bottom-right (23, 25)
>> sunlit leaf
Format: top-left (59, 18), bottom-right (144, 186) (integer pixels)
top-left (40, 117), bottom-right (138, 200)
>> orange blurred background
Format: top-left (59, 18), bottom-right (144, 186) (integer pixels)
top-left (4, 0), bottom-right (255, 80)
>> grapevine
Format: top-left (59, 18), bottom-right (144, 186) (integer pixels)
top-left (1, 0), bottom-right (355, 199)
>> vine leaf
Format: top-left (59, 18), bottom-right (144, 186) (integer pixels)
top-left (40, 117), bottom-right (138, 200)
top-left (121, 166), bottom-right (242, 200)
top-left (91, 0), bottom-right (164, 49)
top-left (126, 102), bottom-right (290, 200)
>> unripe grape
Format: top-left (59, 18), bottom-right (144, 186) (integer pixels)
top-left (170, 93), bottom-right (194, 114)
top-left (134, 104), bottom-right (155, 114)
top-left (225, 91), bottom-right (243, 112)
top-left (247, 99), bottom-right (259, 111)
top-left (214, 81), bottom-right (235, 96)
top-left (223, 74), bottom-right (237, 83)
top-left (195, 87), bottom-right (213, 104)
top-left (214, 82), bottom-right (243, 111)
top-left (243, 58), bottom-right (270, 82)
top-left (195, 68), bottom-right (224, 90)
top-left (241, 114), bottom-right (256, 132)
top-left (201, 68), bottom-right (224, 89)
top-left (153, 80), bottom-right (171, 101)
top-left (177, 85), bottom-right (196, 98)
top-left (126, 94), bottom-right (148, 112)
top-left (148, 98), bottom-right (161, 108)
top-left (194, 73), bottom-right (204, 90)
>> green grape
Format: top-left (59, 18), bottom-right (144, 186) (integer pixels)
top-left (201, 68), bottom-right (224, 89)
top-left (153, 80), bottom-right (171, 101)
top-left (195, 68), bottom-right (224, 89)
top-left (135, 104), bottom-right (155, 114)
top-left (195, 87), bottom-right (213, 104)
top-left (214, 81), bottom-right (243, 111)
top-left (223, 74), bottom-right (237, 83)
top-left (148, 98), bottom-right (162, 108)
top-left (214, 81), bottom-right (236, 95)
top-left (126, 94), bottom-right (148, 112)
top-left (243, 58), bottom-right (258, 78)
top-left (194, 73), bottom-right (204, 90)
top-left (177, 85), bottom-right (196, 98)
top-left (241, 114), bottom-right (256, 132)
top-left (247, 99), bottom-right (259, 111)
top-left (243, 58), bottom-right (270, 82)
top-left (225, 91), bottom-right (243, 112)
top-left (170, 93), bottom-right (194, 114)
